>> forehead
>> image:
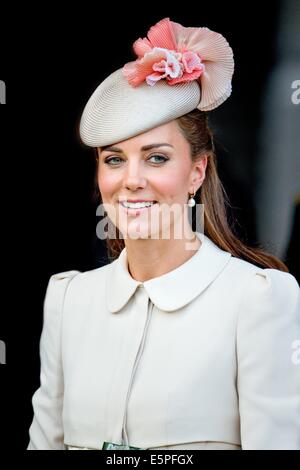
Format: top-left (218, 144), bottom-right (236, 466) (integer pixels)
top-left (103, 120), bottom-right (186, 151)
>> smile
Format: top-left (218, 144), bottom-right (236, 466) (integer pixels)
top-left (119, 201), bottom-right (158, 215)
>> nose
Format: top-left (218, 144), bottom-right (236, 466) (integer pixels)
top-left (122, 159), bottom-right (147, 191)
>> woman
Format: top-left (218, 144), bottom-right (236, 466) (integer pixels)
top-left (28, 18), bottom-right (300, 450)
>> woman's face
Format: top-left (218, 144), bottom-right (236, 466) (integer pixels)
top-left (97, 120), bottom-right (207, 241)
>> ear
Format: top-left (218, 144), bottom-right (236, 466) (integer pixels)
top-left (189, 155), bottom-right (208, 192)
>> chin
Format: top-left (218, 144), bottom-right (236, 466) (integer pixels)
top-left (120, 222), bottom-right (162, 241)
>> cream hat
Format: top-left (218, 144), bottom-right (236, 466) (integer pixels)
top-left (80, 18), bottom-right (234, 147)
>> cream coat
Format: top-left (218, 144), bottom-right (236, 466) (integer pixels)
top-left (28, 233), bottom-right (300, 450)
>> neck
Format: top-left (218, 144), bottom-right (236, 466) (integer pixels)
top-left (124, 230), bottom-right (201, 282)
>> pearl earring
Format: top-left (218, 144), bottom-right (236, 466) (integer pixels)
top-left (187, 188), bottom-right (196, 207)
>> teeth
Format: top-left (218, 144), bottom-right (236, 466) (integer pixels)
top-left (121, 201), bottom-right (156, 209)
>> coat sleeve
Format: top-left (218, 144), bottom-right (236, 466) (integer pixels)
top-left (27, 270), bottom-right (80, 450)
top-left (237, 268), bottom-right (300, 450)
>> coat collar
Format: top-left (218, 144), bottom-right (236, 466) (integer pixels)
top-left (106, 233), bottom-right (231, 313)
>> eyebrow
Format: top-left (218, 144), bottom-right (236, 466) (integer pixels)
top-left (101, 143), bottom-right (174, 153)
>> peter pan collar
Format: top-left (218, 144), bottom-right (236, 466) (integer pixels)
top-left (106, 233), bottom-right (231, 313)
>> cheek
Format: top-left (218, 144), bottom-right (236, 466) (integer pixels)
top-left (97, 171), bottom-right (119, 197)
top-left (154, 169), bottom-right (189, 199)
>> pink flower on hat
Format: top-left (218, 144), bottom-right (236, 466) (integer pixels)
top-left (123, 19), bottom-right (205, 87)
top-left (145, 48), bottom-right (204, 86)
top-left (145, 48), bottom-right (182, 86)
top-left (122, 17), bottom-right (234, 111)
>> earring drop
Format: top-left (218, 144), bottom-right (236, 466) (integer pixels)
top-left (187, 188), bottom-right (196, 207)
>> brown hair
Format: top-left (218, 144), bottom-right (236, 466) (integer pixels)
top-left (93, 109), bottom-right (288, 271)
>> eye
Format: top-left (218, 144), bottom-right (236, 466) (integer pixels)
top-left (104, 156), bottom-right (124, 165)
top-left (104, 154), bottom-right (169, 166)
top-left (148, 154), bottom-right (169, 164)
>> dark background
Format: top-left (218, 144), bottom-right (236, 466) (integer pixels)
top-left (0, 1), bottom-right (299, 452)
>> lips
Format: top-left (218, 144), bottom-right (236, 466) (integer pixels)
top-left (120, 201), bottom-right (157, 207)
top-left (118, 199), bottom-right (158, 203)
top-left (118, 201), bottom-right (158, 216)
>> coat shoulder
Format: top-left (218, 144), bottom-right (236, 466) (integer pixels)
top-left (223, 256), bottom-right (299, 306)
top-left (228, 255), bottom-right (298, 285)
top-left (55, 260), bottom-right (114, 289)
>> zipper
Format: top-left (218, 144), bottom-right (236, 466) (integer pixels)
top-left (121, 299), bottom-right (154, 446)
